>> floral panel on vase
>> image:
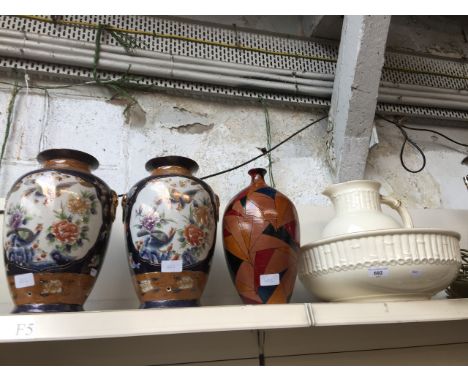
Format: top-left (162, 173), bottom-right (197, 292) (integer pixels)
top-left (3, 149), bottom-right (116, 313)
top-left (123, 157), bottom-right (218, 308)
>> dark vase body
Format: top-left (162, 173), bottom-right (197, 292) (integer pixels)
top-left (2, 149), bottom-right (117, 313)
top-left (222, 168), bottom-right (300, 304)
top-left (123, 156), bottom-right (219, 308)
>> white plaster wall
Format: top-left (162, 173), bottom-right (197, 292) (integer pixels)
top-left (366, 119), bottom-right (468, 210)
top-left (1, 76), bottom-right (468, 210)
top-left (0, 78), bottom-right (335, 208)
top-left (0, 78), bottom-right (468, 209)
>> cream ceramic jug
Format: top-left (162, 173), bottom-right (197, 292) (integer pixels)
top-left (321, 180), bottom-right (413, 238)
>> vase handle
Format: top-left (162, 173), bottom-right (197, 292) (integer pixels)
top-left (110, 190), bottom-right (119, 222)
top-left (121, 194), bottom-right (127, 222)
top-left (380, 195), bottom-right (414, 229)
top-left (214, 194), bottom-right (220, 222)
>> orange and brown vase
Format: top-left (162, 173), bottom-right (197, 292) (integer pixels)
top-left (222, 168), bottom-right (300, 304)
top-left (2, 149), bottom-right (118, 313)
top-left (122, 156), bottom-right (219, 308)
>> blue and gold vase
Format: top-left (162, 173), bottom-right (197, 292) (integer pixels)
top-left (122, 156), bottom-right (219, 308)
top-left (2, 149), bottom-right (117, 313)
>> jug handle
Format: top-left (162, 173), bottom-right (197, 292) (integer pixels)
top-left (380, 195), bottom-right (414, 229)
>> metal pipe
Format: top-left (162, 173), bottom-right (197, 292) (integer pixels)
top-left (379, 86), bottom-right (468, 103)
top-left (0, 34), bottom-right (334, 89)
top-left (2, 27), bottom-right (468, 111)
top-left (0, 28), bottom-right (336, 82)
top-left (0, 42), bottom-right (334, 97)
top-left (381, 80), bottom-right (468, 96)
top-left (377, 94), bottom-right (468, 112)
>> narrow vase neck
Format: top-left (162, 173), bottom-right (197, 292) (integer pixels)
top-left (43, 159), bottom-right (91, 173)
top-left (151, 165), bottom-right (192, 176)
top-left (248, 168), bottom-right (268, 187)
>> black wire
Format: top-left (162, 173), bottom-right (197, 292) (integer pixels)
top-left (378, 115), bottom-right (427, 173)
top-left (114, 114), bottom-right (327, 194)
top-left (396, 124), bottom-right (427, 173)
top-left (375, 114), bottom-right (468, 174)
top-left (378, 114), bottom-right (468, 147)
top-left (200, 115), bottom-right (328, 180)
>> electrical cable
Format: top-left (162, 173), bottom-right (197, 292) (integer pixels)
top-left (377, 114), bottom-right (468, 174)
top-left (200, 114), bottom-right (328, 180)
top-left (378, 114), bottom-right (468, 148)
top-left (377, 114), bottom-right (427, 173)
top-left (396, 122), bottom-right (427, 173)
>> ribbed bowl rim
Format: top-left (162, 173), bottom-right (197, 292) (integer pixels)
top-left (302, 228), bottom-right (461, 251)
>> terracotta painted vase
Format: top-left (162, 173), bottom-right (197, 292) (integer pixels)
top-left (222, 168), bottom-right (300, 304)
top-left (122, 156), bottom-right (219, 308)
top-left (3, 149), bottom-right (118, 313)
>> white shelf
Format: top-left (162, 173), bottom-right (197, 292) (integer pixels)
top-left (309, 298), bottom-right (468, 326)
top-left (0, 303), bottom-right (311, 343)
top-left (1, 299), bottom-right (468, 344)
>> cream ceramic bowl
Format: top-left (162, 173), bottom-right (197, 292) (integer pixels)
top-left (299, 228), bottom-right (461, 302)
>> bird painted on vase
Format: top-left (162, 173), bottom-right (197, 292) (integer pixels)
top-left (50, 249), bottom-right (75, 266)
top-left (137, 227), bottom-right (176, 264)
top-left (169, 188), bottom-right (199, 210)
top-left (6, 225), bottom-right (43, 266)
top-left (23, 181), bottom-right (77, 205)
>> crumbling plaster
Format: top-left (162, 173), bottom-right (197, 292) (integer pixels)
top-left (1, 77), bottom-right (467, 211)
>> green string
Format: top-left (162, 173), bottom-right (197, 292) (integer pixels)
top-left (0, 78), bottom-right (20, 171)
top-left (0, 23), bottom-right (142, 175)
top-left (0, 24), bottom-right (149, 168)
top-left (260, 99), bottom-right (276, 188)
top-left (93, 24), bottom-right (105, 83)
top-left (92, 24), bottom-right (143, 120)
top-left (107, 29), bottom-right (148, 53)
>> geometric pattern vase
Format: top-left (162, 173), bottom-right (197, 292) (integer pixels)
top-left (222, 168), bottom-right (300, 304)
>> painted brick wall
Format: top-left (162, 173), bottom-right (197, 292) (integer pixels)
top-left (0, 77), bottom-right (467, 210)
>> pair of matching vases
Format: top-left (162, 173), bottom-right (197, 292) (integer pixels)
top-left (2, 149), bottom-right (300, 313)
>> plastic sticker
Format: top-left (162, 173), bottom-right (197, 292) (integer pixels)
top-left (368, 267), bottom-right (389, 278)
top-left (90, 268), bottom-right (98, 277)
top-left (14, 273), bottom-right (35, 289)
top-left (162, 260), bottom-right (183, 273)
top-left (260, 273), bottom-right (280, 286)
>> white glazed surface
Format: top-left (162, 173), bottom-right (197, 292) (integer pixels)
top-left (299, 228), bottom-right (461, 302)
top-left (129, 176), bottom-right (216, 267)
top-left (3, 171), bottom-right (103, 270)
top-left (322, 180), bottom-right (404, 238)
